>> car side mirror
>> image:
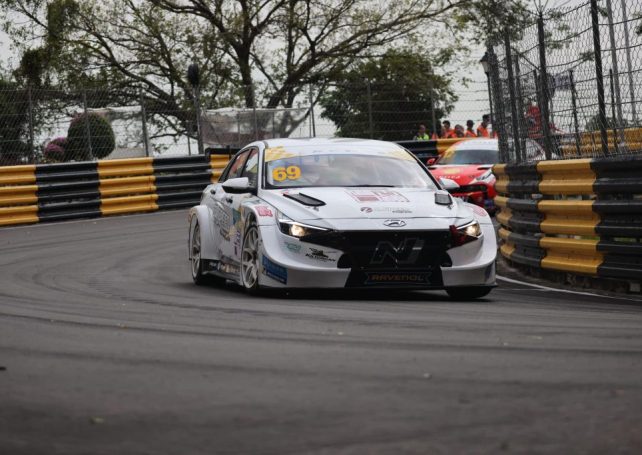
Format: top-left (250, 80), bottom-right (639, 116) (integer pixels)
top-left (439, 177), bottom-right (460, 191)
top-left (426, 157), bottom-right (438, 166)
top-left (222, 177), bottom-right (254, 194)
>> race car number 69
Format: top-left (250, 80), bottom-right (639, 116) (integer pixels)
top-left (272, 166), bottom-right (301, 182)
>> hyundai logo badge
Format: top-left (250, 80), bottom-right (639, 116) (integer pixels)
top-left (383, 219), bottom-right (406, 227)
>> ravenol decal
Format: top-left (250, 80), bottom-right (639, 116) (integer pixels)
top-left (370, 238), bottom-right (425, 266)
top-left (365, 272), bottom-right (432, 285)
top-left (262, 256), bottom-right (287, 284)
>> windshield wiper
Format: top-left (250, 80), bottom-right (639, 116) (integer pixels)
top-left (343, 184), bottom-right (396, 187)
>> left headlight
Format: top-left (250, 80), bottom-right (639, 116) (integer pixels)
top-left (472, 169), bottom-right (494, 184)
top-left (277, 213), bottom-right (329, 238)
top-left (450, 221), bottom-right (482, 247)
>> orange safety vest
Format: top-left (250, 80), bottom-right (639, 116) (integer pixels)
top-left (477, 125), bottom-right (490, 138)
top-left (464, 129), bottom-right (476, 138)
top-left (441, 129), bottom-right (457, 139)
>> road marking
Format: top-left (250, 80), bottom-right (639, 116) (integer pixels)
top-left (497, 275), bottom-right (642, 302)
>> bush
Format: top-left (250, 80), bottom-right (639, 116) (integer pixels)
top-left (66, 112), bottom-right (115, 160)
top-left (43, 137), bottom-right (67, 162)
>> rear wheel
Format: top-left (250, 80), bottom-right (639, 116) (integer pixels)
top-left (190, 220), bottom-right (225, 286)
top-left (446, 286), bottom-right (492, 300)
top-left (241, 221), bottom-right (261, 294)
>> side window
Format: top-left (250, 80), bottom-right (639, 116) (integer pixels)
top-left (220, 150), bottom-right (249, 182)
top-left (241, 148), bottom-right (259, 187)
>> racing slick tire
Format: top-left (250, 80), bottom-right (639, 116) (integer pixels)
top-left (190, 220), bottom-right (225, 286)
top-left (445, 286), bottom-right (492, 300)
top-left (241, 219), bottom-right (262, 294)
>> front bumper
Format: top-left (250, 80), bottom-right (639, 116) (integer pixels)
top-left (257, 224), bottom-right (496, 289)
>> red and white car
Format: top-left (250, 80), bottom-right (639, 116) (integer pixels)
top-left (427, 139), bottom-right (498, 214)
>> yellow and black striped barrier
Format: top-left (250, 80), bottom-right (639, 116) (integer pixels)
top-left (0, 153), bottom-right (231, 227)
top-left (493, 157), bottom-right (642, 281)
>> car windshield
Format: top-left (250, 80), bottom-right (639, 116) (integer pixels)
top-left (437, 148), bottom-right (499, 165)
top-left (263, 149), bottom-right (438, 189)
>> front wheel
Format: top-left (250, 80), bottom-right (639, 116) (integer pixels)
top-left (241, 220), bottom-right (261, 294)
top-left (446, 286), bottom-right (492, 300)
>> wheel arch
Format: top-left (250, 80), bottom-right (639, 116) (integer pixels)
top-left (188, 205), bottom-right (218, 261)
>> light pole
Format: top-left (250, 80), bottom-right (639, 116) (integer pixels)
top-left (480, 51), bottom-right (494, 126)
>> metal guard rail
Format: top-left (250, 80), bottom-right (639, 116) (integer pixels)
top-left (493, 157), bottom-right (642, 282)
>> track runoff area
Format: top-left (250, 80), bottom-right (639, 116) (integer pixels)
top-left (1, 210), bottom-right (641, 454)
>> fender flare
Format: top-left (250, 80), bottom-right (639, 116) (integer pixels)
top-left (188, 205), bottom-right (219, 261)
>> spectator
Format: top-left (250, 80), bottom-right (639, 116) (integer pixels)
top-left (465, 120), bottom-right (477, 137)
top-left (454, 124), bottom-right (465, 138)
top-left (476, 114), bottom-right (492, 138)
top-left (413, 124), bottom-right (431, 141)
top-left (441, 120), bottom-right (457, 138)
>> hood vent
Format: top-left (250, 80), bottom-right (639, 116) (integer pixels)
top-left (283, 192), bottom-right (326, 207)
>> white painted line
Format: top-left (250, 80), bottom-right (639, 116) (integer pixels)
top-left (497, 274), bottom-right (641, 302)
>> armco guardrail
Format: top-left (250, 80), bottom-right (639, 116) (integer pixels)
top-left (0, 154), bottom-right (230, 226)
top-left (493, 157), bottom-right (642, 281)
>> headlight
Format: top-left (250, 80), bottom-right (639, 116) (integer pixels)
top-left (277, 213), bottom-right (329, 238)
top-left (472, 169), bottom-right (494, 184)
top-left (449, 221), bottom-right (482, 247)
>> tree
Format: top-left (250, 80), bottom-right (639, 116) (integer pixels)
top-left (0, 79), bottom-right (31, 165)
top-left (66, 112), bottom-right (115, 160)
top-left (319, 50), bottom-right (454, 141)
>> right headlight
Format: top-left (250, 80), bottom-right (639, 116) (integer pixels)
top-left (449, 221), bottom-right (482, 247)
top-left (277, 212), bottom-right (329, 238)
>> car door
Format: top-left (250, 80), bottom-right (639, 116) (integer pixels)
top-left (209, 149), bottom-right (250, 261)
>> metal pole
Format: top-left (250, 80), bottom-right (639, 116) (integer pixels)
top-left (620, 0), bottom-right (637, 124)
top-left (488, 47), bottom-right (509, 162)
top-left (504, 32), bottom-right (522, 162)
top-left (590, 0), bottom-right (609, 156)
top-left (514, 54), bottom-right (527, 157)
top-left (252, 85), bottom-right (258, 141)
top-left (237, 112), bottom-right (241, 146)
top-left (82, 90), bottom-right (94, 160)
top-left (429, 78), bottom-right (438, 137)
top-left (606, 0), bottom-right (624, 129)
top-left (366, 80), bottom-right (373, 139)
top-left (486, 75), bottom-right (494, 132)
top-left (609, 69), bottom-right (619, 152)
top-left (308, 84), bottom-right (316, 138)
top-left (26, 85), bottom-right (35, 163)
top-left (569, 70), bottom-right (581, 157)
top-left (140, 91), bottom-right (150, 157)
top-left (193, 86), bottom-right (204, 154)
top-left (537, 13), bottom-right (553, 160)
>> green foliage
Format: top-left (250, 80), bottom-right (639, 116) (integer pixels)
top-left (319, 50), bottom-right (454, 141)
top-left (0, 78), bottom-right (31, 164)
top-left (66, 112), bottom-right (115, 160)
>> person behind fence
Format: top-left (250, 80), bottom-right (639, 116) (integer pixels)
top-left (476, 114), bottom-right (492, 138)
top-left (465, 120), bottom-right (477, 137)
top-left (413, 124), bottom-right (431, 141)
top-left (441, 120), bottom-right (457, 139)
top-left (454, 124), bottom-right (465, 138)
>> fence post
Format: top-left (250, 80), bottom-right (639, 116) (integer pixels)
top-left (82, 89), bottom-right (94, 160)
top-left (366, 80), bottom-right (374, 139)
top-left (140, 91), bottom-right (150, 157)
top-left (429, 78), bottom-right (438, 138)
top-left (590, 0), bottom-right (609, 156)
top-left (605, 0), bottom-right (624, 130)
top-left (504, 31), bottom-right (522, 162)
top-left (569, 70), bottom-right (581, 157)
top-left (252, 84), bottom-right (258, 141)
top-left (514, 54), bottom-right (527, 158)
top-left (609, 69), bottom-right (620, 152)
top-left (237, 112), bottom-right (241, 147)
top-left (620, 0), bottom-right (637, 124)
top-left (26, 85), bottom-right (35, 163)
top-left (193, 85), bottom-right (205, 154)
top-left (488, 47), bottom-right (509, 162)
top-left (537, 13), bottom-right (553, 160)
top-left (308, 84), bottom-right (316, 137)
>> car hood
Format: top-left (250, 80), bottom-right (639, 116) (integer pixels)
top-left (429, 165), bottom-right (492, 185)
top-left (259, 186), bottom-right (476, 225)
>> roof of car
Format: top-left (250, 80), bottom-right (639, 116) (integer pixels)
top-left (261, 137), bottom-right (405, 150)
top-left (450, 138), bottom-right (498, 151)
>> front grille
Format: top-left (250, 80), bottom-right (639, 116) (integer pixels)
top-left (302, 230), bottom-right (451, 287)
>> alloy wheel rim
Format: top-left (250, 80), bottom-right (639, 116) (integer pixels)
top-left (191, 223), bottom-right (201, 278)
top-left (241, 227), bottom-right (259, 288)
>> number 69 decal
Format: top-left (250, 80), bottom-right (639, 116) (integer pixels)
top-left (272, 165), bottom-right (301, 182)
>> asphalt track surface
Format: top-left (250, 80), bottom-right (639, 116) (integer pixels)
top-left (1, 210), bottom-right (642, 455)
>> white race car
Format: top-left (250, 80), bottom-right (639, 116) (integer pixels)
top-left (188, 138), bottom-right (496, 299)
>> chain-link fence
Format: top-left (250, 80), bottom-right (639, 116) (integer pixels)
top-left (491, 0), bottom-right (642, 163)
top-left (0, 81), bottom-right (491, 166)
